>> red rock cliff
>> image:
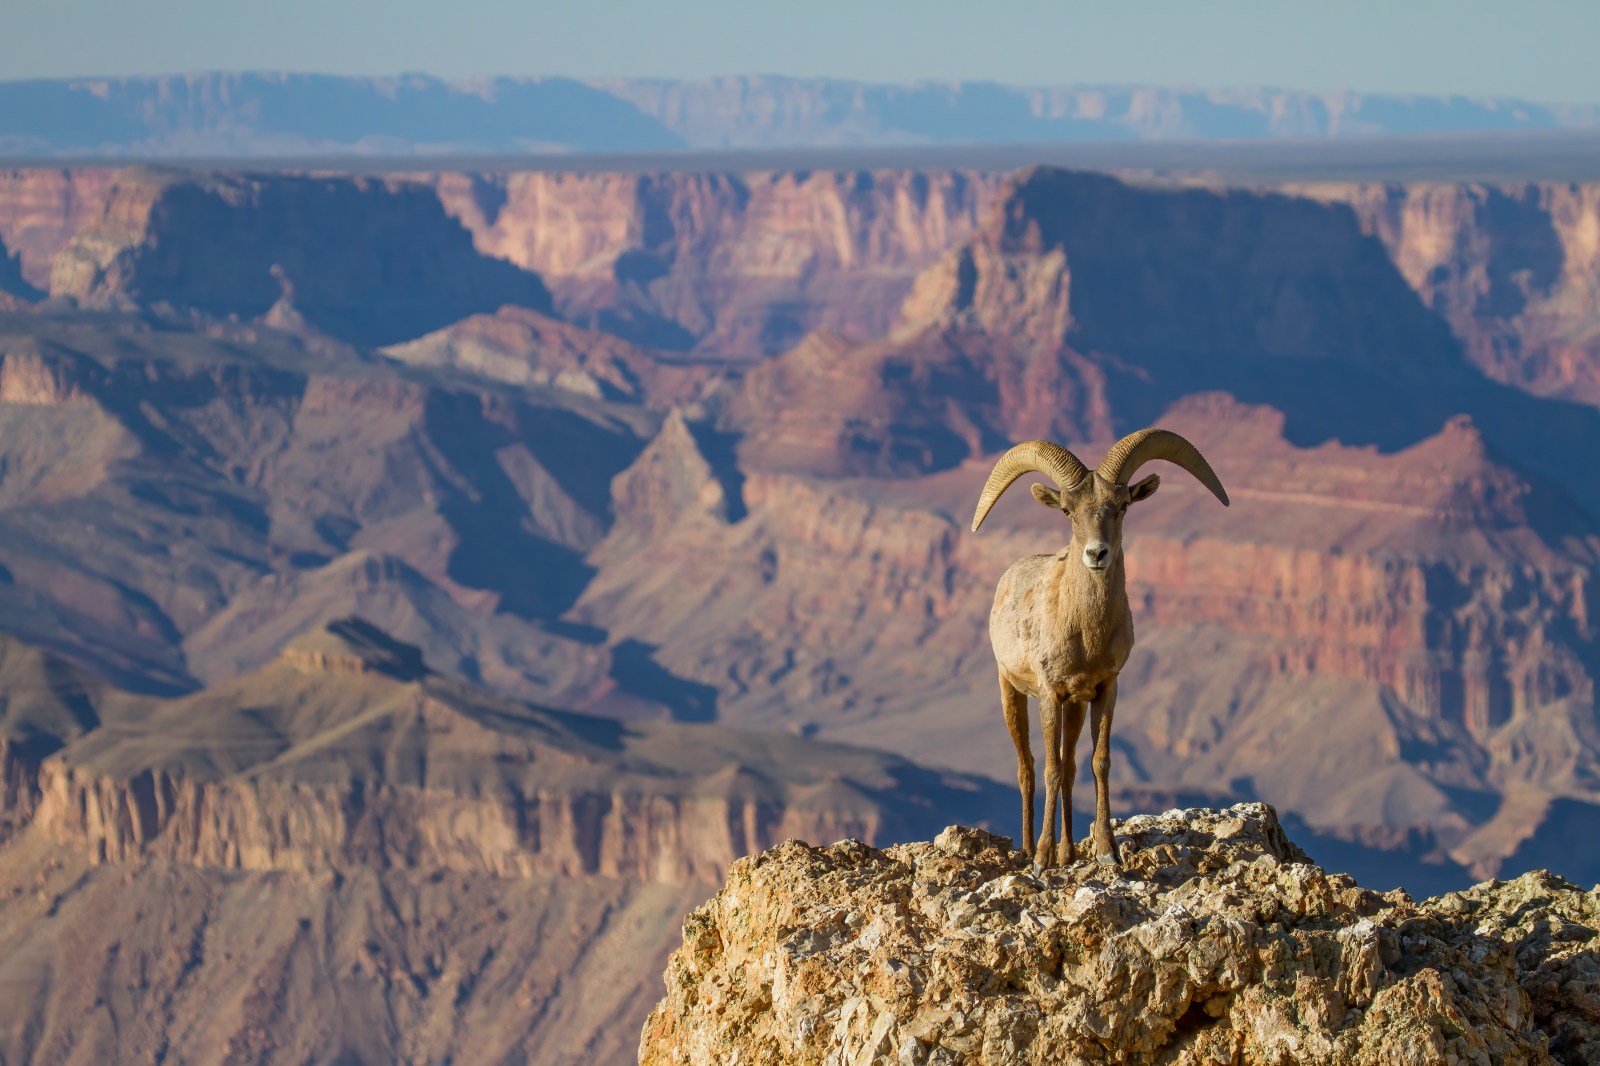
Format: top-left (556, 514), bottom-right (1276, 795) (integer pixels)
top-left (430, 168), bottom-right (1000, 355)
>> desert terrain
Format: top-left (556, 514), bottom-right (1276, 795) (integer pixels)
top-left (0, 145), bottom-right (1597, 1060)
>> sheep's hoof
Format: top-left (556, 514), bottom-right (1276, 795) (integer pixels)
top-left (1094, 840), bottom-right (1123, 866)
top-left (1033, 841), bottom-right (1057, 868)
top-left (1056, 840), bottom-right (1075, 865)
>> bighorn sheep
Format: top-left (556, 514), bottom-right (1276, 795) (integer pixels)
top-left (971, 430), bottom-right (1228, 866)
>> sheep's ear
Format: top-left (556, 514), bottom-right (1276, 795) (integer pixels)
top-left (1030, 483), bottom-right (1062, 509)
top-left (1129, 474), bottom-right (1160, 503)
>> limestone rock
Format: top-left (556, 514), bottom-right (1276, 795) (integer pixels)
top-left (641, 803), bottom-right (1598, 1064)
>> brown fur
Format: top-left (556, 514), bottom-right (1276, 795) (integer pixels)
top-left (989, 471), bottom-right (1157, 866)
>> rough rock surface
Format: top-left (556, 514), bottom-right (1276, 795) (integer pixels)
top-left (641, 803), bottom-right (1600, 1064)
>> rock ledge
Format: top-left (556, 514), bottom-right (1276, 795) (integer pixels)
top-left (641, 803), bottom-right (1599, 1065)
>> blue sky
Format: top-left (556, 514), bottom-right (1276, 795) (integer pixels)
top-left (4, 0), bottom-right (1596, 103)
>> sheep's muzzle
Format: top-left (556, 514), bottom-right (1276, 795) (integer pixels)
top-left (1082, 540), bottom-right (1112, 572)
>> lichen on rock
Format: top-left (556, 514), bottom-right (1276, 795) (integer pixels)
top-left (640, 803), bottom-right (1599, 1064)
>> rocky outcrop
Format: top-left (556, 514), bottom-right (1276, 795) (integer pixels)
top-left (641, 803), bottom-right (1600, 1064)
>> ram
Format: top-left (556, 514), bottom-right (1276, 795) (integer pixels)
top-left (971, 430), bottom-right (1229, 867)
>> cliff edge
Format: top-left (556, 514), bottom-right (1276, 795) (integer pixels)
top-left (640, 804), bottom-right (1599, 1065)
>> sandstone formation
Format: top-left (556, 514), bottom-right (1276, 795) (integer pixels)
top-left (641, 803), bottom-right (1600, 1065)
top-left (429, 167), bottom-right (997, 356)
top-left (1297, 181), bottom-right (1600, 406)
top-left (383, 305), bottom-right (712, 406)
top-left (0, 309), bottom-right (668, 700)
top-left (0, 167), bottom-right (116, 289)
top-left (48, 168), bottom-right (552, 345)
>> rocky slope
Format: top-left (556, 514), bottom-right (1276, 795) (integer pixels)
top-left (641, 803), bottom-right (1600, 1065)
top-left (0, 830), bottom-right (705, 1066)
top-left (20, 619), bottom-right (1005, 883)
top-left (383, 305), bottom-right (713, 406)
top-left (0, 309), bottom-right (675, 700)
top-left (0, 620), bottom-right (1012, 1064)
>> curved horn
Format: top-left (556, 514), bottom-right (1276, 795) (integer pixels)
top-left (970, 441), bottom-right (1090, 532)
top-left (1096, 428), bottom-right (1229, 506)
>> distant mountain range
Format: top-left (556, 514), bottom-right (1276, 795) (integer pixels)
top-left (1, 72), bottom-right (1597, 157)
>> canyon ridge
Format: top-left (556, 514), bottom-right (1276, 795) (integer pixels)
top-left (0, 152), bottom-right (1596, 1061)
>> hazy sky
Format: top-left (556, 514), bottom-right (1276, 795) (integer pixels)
top-left (4, 0), bottom-right (1596, 103)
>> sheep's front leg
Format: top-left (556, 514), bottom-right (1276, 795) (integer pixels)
top-left (1000, 672), bottom-right (1034, 855)
top-left (1089, 678), bottom-right (1122, 866)
top-left (1035, 691), bottom-right (1062, 867)
top-left (1056, 702), bottom-right (1086, 865)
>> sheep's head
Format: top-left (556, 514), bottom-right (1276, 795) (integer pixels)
top-left (1027, 472), bottom-right (1158, 571)
top-left (970, 431), bottom-right (1230, 574)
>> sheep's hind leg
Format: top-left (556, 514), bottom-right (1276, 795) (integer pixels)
top-left (1088, 679), bottom-right (1123, 866)
top-left (1000, 672), bottom-right (1034, 855)
top-left (1056, 701), bottom-right (1087, 865)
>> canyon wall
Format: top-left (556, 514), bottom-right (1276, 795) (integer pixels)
top-left (430, 167), bottom-right (998, 355)
top-left (0, 168), bottom-right (116, 291)
top-left (5, 165), bottom-right (1600, 385)
top-left (1298, 180), bottom-right (1600, 405)
top-left (48, 168), bottom-right (552, 345)
top-left (29, 761), bottom-right (882, 885)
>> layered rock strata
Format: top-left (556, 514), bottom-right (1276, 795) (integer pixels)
top-left (430, 168), bottom-right (997, 356)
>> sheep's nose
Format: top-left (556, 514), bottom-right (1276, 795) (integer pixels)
top-left (1083, 541), bottom-right (1110, 570)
